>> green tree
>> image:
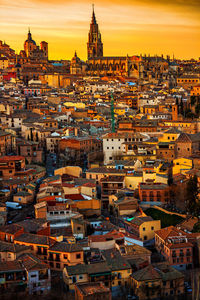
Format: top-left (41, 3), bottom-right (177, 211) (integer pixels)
top-left (195, 104), bottom-right (200, 116)
top-left (191, 95), bottom-right (196, 106)
top-left (35, 132), bottom-right (39, 142)
top-left (186, 175), bottom-right (200, 216)
top-left (180, 98), bottom-right (184, 115)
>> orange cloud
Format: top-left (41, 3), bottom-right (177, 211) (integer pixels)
top-left (0, 0), bottom-right (199, 60)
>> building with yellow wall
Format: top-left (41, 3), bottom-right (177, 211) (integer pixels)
top-left (126, 216), bottom-right (161, 242)
top-left (64, 102), bottom-right (85, 109)
top-left (172, 158), bottom-right (193, 175)
top-left (54, 166), bottom-right (82, 178)
top-left (191, 84), bottom-right (200, 96)
top-left (158, 128), bottom-right (181, 143)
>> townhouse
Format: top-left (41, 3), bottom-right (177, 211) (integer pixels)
top-left (138, 182), bottom-right (169, 204)
top-left (155, 226), bottom-right (193, 270)
top-left (103, 132), bottom-right (148, 164)
top-left (123, 216), bottom-right (161, 242)
top-left (131, 263), bottom-right (184, 300)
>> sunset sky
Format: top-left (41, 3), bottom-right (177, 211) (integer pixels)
top-left (0, 0), bottom-right (199, 60)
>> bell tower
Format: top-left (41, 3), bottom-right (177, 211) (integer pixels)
top-left (87, 5), bottom-right (103, 59)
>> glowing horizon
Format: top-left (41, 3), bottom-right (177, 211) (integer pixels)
top-left (0, 0), bottom-right (199, 60)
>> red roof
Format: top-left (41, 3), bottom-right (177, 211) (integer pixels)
top-left (62, 183), bottom-right (75, 188)
top-left (89, 230), bottom-right (124, 243)
top-left (155, 226), bottom-right (186, 241)
top-left (65, 194), bottom-right (84, 201)
top-left (82, 182), bottom-right (96, 188)
top-left (38, 196), bottom-right (56, 202)
top-left (167, 242), bottom-right (193, 249)
top-left (0, 156), bottom-right (24, 162)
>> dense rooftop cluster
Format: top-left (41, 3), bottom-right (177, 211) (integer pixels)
top-left (0, 7), bottom-right (200, 300)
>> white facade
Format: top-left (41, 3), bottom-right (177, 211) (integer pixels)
top-left (47, 209), bottom-right (80, 222)
top-left (103, 136), bottom-right (125, 164)
top-left (27, 269), bottom-right (51, 295)
top-left (103, 133), bottom-right (148, 164)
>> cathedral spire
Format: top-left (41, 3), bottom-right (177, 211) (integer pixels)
top-left (28, 28), bottom-right (32, 40)
top-left (87, 5), bottom-right (103, 59)
top-left (92, 4), bottom-right (96, 25)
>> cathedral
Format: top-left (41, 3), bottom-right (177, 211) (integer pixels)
top-left (71, 7), bottom-right (170, 80)
top-left (18, 29), bottom-right (48, 64)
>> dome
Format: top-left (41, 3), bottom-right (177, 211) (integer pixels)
top-left (25, 30), bottom-right (36, 45)
top-left (71, 51), bottom-right (81, 63)
top-left (24, 39), bottom-right (36, 45)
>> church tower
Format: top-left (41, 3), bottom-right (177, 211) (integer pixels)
top-left (24, 29), bottom-right (37, 57)
top-left (87, 5), bottom-right (103, 59)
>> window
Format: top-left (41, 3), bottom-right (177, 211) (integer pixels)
top-left (144, 236), bottom-right (147, 240)
top-left (151, 226), bottom-right (154, 230)
top-left (118, 273), bottom-right (122, 279)
top-left (143, 227), bottom-right (145, 231)
top-left (76, 254), bottom-right (81, 259)
top-left (79, 275), bottom-right (83, 279)
top-left (63, 254), bottom-right (68, 259)
top-left (56, 263), bottom-right (60, 269)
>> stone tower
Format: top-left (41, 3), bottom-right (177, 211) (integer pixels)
top-left (24, 29), bottom-right (37, 57)
top-left (172, 104), bottom-right (178, 121)
top-left (87, 5), bottom-right (103, 59)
